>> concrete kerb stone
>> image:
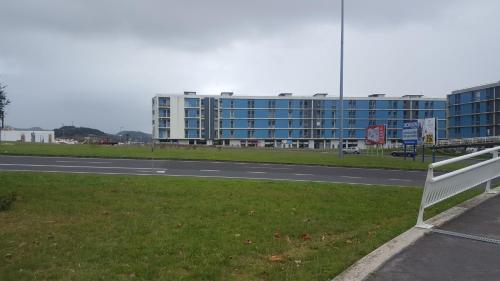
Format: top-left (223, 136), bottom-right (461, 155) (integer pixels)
top-left (331, 185), bottom-right (500, 281)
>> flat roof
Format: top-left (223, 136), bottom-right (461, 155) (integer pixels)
top-left (451, 81), bottom-right (500, 95)
top-left (154, 93), bottom-right (445, 101)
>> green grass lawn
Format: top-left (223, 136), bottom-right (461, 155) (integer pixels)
top-left (0, 142), bottom-right (463, 171)
top-left (0, 172), bottom-right (481, 281)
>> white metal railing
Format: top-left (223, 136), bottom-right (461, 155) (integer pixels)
top-left (416, 146), bottom-right (500, 228)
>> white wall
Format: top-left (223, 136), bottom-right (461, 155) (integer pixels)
top-left (1, 130), bottom-right (55, 143)
top-left (169, 96), bottom-right (185, 139)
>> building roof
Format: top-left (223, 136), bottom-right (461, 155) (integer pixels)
top-left (154, 93), bottom-right (445, 101)
top-left (451, 81), bottom-right (500, 95)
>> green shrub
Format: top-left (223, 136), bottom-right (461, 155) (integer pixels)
top-left (0, 192), bottom-right (16, 212)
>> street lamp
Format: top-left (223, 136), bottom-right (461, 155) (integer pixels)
top-left (338, 0), bottom-right (345, 157)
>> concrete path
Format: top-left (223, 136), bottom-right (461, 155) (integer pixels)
top-left (369, 193), bottom-right (500, 281)
top-left (0, 155), bottom-right (428, 186)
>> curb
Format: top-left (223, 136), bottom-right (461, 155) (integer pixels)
top-left (332, 186), bottom-right (500, 281)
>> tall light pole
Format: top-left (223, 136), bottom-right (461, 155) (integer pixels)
top-left (338, 0), bottom-right (345, 157)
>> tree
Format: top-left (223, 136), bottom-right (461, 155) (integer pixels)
top-left (0, 81), bottom-right (10, 129)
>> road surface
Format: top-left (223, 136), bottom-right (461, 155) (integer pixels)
top-left (0, 155), bottom-right (428, 187)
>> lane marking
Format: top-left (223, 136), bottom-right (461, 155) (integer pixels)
top-left (0, 168), bottom-right (418, 188)
top-left (200, 169), bottom-right (220, 172)
top-left (248, 171), bottom-right (267, 174)
top-left (247, 166), bottom-right (290, 170)
top-left (295, 173), bottom-right (313, 176)
top-left (0, 155), bottom-right (428, 173)
top-left (389, 178), bottom-right (413, 182)
top-left (156, 170), bottom-right (167, 174)
top-left (56, 160), bottom-right (108, 164)
top-left (341, 176), bottom-right (362, 179)
top-left (0, 163), bottom-right (153, 170)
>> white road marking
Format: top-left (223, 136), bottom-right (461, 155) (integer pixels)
top-left (56, 160), bottom-right (108, 164)
top-left (389, 178), bottom-right (413, 182)
top-left (0, 163), bottom-right (152, 170)
top-left (341, 176), bottom-right (362, 179)
top-left (248, 166), bottom-right (289, 170)
top-left (0, 169), bottom-right (418, 187)
top-left (156, 170), bottom-right (167, 174)
top-left (295, 173), bottom-right (313, 176)
top-left (248, 171), bottom-right (267, 174)
top-left (200, 169), bottom-right (220, 172)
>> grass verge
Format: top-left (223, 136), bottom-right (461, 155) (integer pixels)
top-left (0, 172), bottom-right (481, 280)
top-left (0, 142), bottom-right (465, 171)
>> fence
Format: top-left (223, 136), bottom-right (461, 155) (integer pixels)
top-left (416, 146), bottom-right (500, 228)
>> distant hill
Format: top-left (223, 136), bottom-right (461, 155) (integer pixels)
top-left (54, 126), bottom-right (109, 141)
top-left (53, 126), bottom-right (151, 143)
top-left (116, 131), bottom-right (151, 143)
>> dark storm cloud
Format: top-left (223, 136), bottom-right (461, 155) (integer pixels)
top-left (0, 0), bottom-right (498, 132)
top-left (1, 0), bottom-right (461, 49)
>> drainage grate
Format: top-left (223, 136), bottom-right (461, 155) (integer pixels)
top-left (431, 228), bottom-right (500, 245)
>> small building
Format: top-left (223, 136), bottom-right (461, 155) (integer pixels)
top-left (0, 130), bottom-right (55, 143)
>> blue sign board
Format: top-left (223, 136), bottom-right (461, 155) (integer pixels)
top-left (402, 121), bottom-right (418, 145)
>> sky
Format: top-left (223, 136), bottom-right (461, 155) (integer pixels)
top-left (0, 0), bottom-right (499, 133)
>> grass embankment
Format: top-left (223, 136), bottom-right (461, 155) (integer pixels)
top-left (0, 142), bottom-right (458, 171)
top-left (0, 172), bottom-right (481, 280)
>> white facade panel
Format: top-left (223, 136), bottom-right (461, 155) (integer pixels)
top-left (169, 96), bottom-right (185, 139)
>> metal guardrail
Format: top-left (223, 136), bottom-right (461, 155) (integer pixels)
top-left (416, 146), bottom-right (500, 229)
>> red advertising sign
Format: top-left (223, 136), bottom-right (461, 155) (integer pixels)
top-left (365, 125), bottom-right (386, 145)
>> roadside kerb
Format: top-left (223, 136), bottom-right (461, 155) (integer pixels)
top-left (331, 185), bottom-right (500, 281)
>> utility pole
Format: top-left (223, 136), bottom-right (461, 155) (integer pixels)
top-left (338, 0), bottom-right (345, 157)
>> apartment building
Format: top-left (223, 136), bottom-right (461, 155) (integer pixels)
top-left (447, 81), bottom-right (500, 140)
top-left (152, 92), bottom-right (446, 149)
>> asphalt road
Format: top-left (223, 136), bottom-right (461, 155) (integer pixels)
top-left (370, 194), bottom-right (500, 281)
top-left (0, 155), bottom-right (429, 187)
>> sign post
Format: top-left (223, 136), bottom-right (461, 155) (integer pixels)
top-left (419, 118), bottom-right (437, 163)
top-left (402, 121), bottom-right (418, 160)
top-left (365, 125), bottom-right (386, 156)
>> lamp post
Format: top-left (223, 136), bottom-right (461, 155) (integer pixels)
top-left (338, 0), bottom-right (345, 157)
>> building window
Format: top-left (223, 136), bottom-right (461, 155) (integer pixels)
top-left (369, 100), bottom-right (376, 109)
top-left (269, 119), bottom-right (276, 128)
top-left (268, 130), bottom-right (275, 138)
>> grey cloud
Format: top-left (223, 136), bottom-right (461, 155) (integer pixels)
top-left (1, 0), bottom-right (466, 50)
top-left (0, 0), bottom-right (498, 133)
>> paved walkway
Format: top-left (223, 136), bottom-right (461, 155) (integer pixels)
top-left (369, 194), bottom-right (500, 281)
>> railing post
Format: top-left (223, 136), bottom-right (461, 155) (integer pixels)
top-left (486, 151), bottom-right (499, 194)
top-left (416, 166), bottom-right (434, 229)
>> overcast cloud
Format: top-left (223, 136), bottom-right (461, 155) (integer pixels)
top-left (0, 0), bottom-right (499, 133)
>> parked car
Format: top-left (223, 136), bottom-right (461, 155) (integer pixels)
top-left (342, 147), bottom-right (360, 154)
top-left (391, 151), bottom-right (417, 157)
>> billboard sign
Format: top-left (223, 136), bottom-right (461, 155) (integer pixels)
top-left (419, 118), bottom-right (437, 145)
top-left (365, 125), bottom-right (386, 145)
top-left (402, 121), bottom-right (418, 145)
